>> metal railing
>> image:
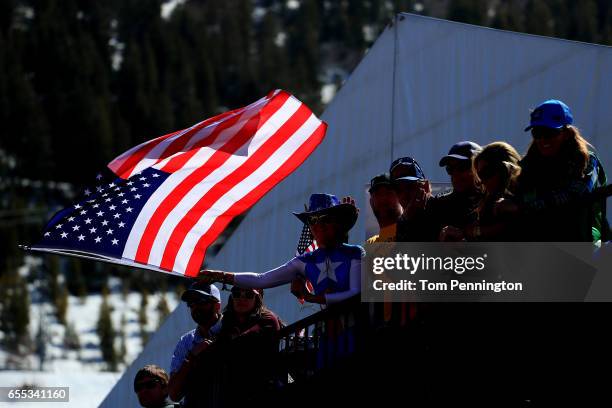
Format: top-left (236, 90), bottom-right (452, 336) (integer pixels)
top-left (276, 296), bottom-right (367, 383)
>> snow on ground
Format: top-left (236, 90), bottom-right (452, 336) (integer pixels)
top-left (321, 83), bottom-right (337, 104)
top-left (1, 274), bottom-right (179, 407)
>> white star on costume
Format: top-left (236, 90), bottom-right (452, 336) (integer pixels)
top-left (314, 259), bottom-right (344, 285)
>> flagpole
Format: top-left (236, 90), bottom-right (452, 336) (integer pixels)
top-left (18, 245), bottom-right (189, 278)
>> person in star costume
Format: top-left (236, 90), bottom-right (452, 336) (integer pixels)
top-left (199, 193), bottom-right (364, 305)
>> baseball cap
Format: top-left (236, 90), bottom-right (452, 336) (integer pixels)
top-left (368, 173), bottom-right (393, 193)
top-left (181, 281), bottom-right (221, 303)
top-left (524, 99), bottom-right (573, 131)
top-left (389, 156), bottom-right (426, 182)
top-left (439, 141), bottom-right (482, 166)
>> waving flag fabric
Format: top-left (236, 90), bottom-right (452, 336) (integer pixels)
top-left (294, 223), bottom-right (317, 304)
top-left (32, 90), bottom-right (327, 277)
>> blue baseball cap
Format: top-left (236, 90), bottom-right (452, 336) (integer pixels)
top-left (524, 99), bottom-right (573, 131)
top-left (390, 156), bottom-right (426, 182)
top-left (439, 141), bottom-right (482, 167)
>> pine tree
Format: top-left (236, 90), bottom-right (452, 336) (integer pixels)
top-left (139, 288), bottom-right (149, 346)
top-left (116, 38), bottom-right (149, 145)
top-left (392, 0), bottom-right (415, 14)
top-left (447, 0), bottom-right (488, 25)
top-left (347, 0), bottom-right (367, 50)
top-left (63, 321), bottom-right (81, 351)
top-left (492, 0), bottom-right (524, 32)
top-left (101, 275), bottom-right (110, 298)
top-left (47, 257), bottom-right (60, 309)
top-left (0, 271), bottom-right (31, 362)
top-left (68, 259), bottom-right (87, 304)
top-left (156, 293), bottom-right (170, 329)
top-left (525, 0), bottom-right (555, 37)
top-left (255, 12), bottom-right (289, 95)
top-left (118, 314), bottom-right (127, 364)
top-left (547, 0), bottom-right (571, 38)
top-left (0, 0), bottom-right (15, 35)
top-left (35, 316), bottom-right (47, 370)
top-left (96, 296), bottom-right (117, 371)
top-left (139, 288), bottom-right (148, 326)
top-left (570, 0), bottom-right (599, 43)
top-left (55, 284), bottom-right (69, 325)
top-left (286, 0), bottom-right (321, 109)
top-left (25, 0), bottom-right (115, 184)
top-left (602, 1), bottom-right (612, 45)
top-left (174, 282), bottom-right (186, 302)
top-left (121, 276), bottom-right (131, 301)
top-left (0, 41), bottom-right (52, 179)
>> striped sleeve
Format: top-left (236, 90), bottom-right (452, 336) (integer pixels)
top-left (233, 257), bottom-right (305, 288)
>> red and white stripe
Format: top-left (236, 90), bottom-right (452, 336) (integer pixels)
top-left (305, 241), bottom-right (318, 253)
top-left (108, 90), bottom-right (327, 277)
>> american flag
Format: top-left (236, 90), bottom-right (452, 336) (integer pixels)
top-left (294, 223), bottom-right (317, 304)
top-left (295, 223), bottom-right (318, 256)
top-left (32, 90), bottom-right (327, 277)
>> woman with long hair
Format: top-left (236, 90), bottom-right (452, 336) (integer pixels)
top-left (441, 141), bottom-right (522, 241)
top-left (190, 286), bottom-right (281, 407)
top-left (217, 286), bottom-right (280, 343)
top-left (517, 100), bottom-right (609, 242)
top-left (211, 286), bottom-right (281, 405)
top-left (471, 141), bottom-right (522, 241)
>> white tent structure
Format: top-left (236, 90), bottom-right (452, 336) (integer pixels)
top-left (100, 13), bottom-right (612, 407)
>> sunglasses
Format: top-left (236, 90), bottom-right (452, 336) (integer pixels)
top-left (445, 161), bottom-right (471, 175)
top-left (531, 127), bottom-right (563, 140)
top-left (307, 214), bottom-right (335, 225)
top-left (186, 298), bottom-right (215, 308)
top-left (134, 379), bottom-right (160, 393)
top-left (231, 289), bottom-right (256, 299)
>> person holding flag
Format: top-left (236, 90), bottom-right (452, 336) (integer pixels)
top-left (200, 193), bottom-right (364, 305)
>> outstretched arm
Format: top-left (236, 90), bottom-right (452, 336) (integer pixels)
top-left (199, 257), bottom-right (305, 289)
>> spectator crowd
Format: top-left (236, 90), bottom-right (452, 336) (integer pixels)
top-left (134, 99), bottom-right (610, 407)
